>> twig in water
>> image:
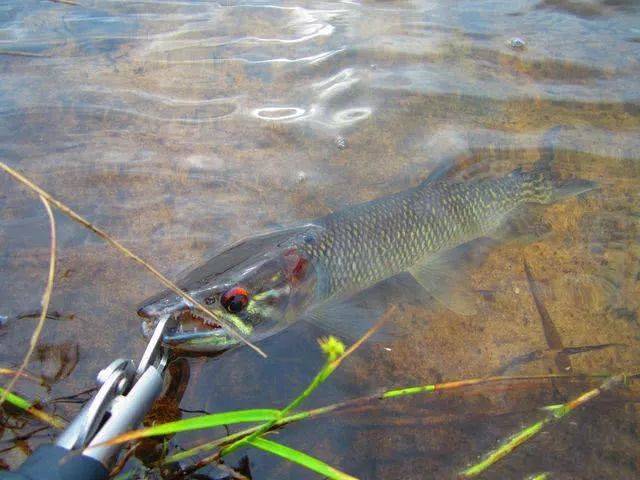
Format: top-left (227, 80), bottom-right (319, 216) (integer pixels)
top-left (14, 310), bottom-right (67, 321)
top-left (0, 368), bottom-right (44, 385)
top-left (0, 161), bottom-right (265, 357)
top-left (109, 441), bottom-right (141, 478)
top-left (0, 196), bottom-right (56, 410)
top-left (215, 462), bottom-right (251, 480)
top-left (47, 386), bottom-right (97, 405)
top-left (0, 425), bottom-right (50, 446)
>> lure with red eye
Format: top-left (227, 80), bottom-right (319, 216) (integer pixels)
top-left (283, 248), bottom-right (309, 285)
top-left (221, 286), bottom-right (250, 313)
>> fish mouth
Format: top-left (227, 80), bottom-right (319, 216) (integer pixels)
top-left (140, 306), bottom-right (230, 347)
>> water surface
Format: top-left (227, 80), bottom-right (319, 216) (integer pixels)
top-left (1, 0), bottom-right (639, 478)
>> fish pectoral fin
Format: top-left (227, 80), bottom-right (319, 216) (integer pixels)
top-left (409, 253), bottom-right (478, 316)
top-left (302, 300), bottom-right (393, 343)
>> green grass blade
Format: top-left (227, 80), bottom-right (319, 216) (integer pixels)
top-left (248, 437), bottom-right (358, 480)
top-left (460, 374), bottom-right (629, 478)
top-left (461, 420), bottom-right (546, 477)
top-left (100, 409), bottom-right (280, 447)
top-left (527, 473), bottom-right (549, 480)
top-left (0, 386), bottom-right (31, 410)
top-left (0, 386), bottom-right (65, 428)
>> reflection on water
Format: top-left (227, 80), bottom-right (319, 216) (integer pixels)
top-left (0, 0), bottom-right (639, 478)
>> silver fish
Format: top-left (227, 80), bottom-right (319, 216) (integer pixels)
top-left (138, 166), bottom-right (595, 352)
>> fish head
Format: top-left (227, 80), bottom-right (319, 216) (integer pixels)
top-left (138, 226), bottom-right (321, 353)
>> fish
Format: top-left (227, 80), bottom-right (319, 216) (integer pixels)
top-left (137, 164), bottom-right (596, 352)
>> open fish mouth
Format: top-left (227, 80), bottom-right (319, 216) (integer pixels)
top-left (176, 309), bottom-right (222, 330)
top-left (140, 307), bottom-right (229, 346)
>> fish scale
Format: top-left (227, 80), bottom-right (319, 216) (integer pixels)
top-left (299, 169), bottom-right (551, 301)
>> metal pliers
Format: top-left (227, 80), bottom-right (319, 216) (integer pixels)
top-left (1, 315), bottom-right (174, 480)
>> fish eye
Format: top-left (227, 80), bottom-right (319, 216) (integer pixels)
top-left (221, 286), bottom-right (249, 314)
top-left (204, 296), bottom-right (216, 305)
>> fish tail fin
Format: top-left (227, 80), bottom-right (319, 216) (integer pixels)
top-left (514, 126), bottom-right (598, 204)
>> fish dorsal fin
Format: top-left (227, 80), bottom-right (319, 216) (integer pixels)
top-left (419, 160), bottom-right (457, 187)
top-left (408, 249), bottom-right (479, 316)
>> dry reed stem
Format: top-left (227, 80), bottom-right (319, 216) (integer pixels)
top-left (47, 0), bottom-right (80, 5)
top-left (0, 161), bottom-right (265, 357)
top-left (0, 368), bottom-right (43, 385)
top-left (0, 196), bottom-right (56, 409)
top-left (332, 305), bottom-right (397, 369)
top-left (0, 51), bottom-right (50, 58)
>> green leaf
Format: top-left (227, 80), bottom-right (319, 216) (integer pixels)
top-left (100, 409), bottom-right (280, 447)
top-left (541, 403), bottom-right (570, 418)
top-left (248, 437), bottom-right (358, 480)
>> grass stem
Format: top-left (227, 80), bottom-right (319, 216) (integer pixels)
top-left (0, 386), bottom-right (65, 428)
top-left (220, 307), bottom-right (395, 458)
top-left (459, 373), bottom-right (631, 477)
top-left (164, 372), bottom-right (609, 466)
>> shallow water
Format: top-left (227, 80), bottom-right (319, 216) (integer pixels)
top-left (1, 0), bottom-right (639, 478)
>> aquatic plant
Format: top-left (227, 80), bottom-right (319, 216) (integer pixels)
top-left (99, 318), bottom-right (392, 479)
top-left (99, 344), bottom-right (623, 479)
top-left (0, 385), bottom-right (64, 429)
top-left (460, 374), bottom-right (633, 477)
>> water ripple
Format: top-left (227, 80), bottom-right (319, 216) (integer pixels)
top-left (251, 106), bottom-right (309, 121)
